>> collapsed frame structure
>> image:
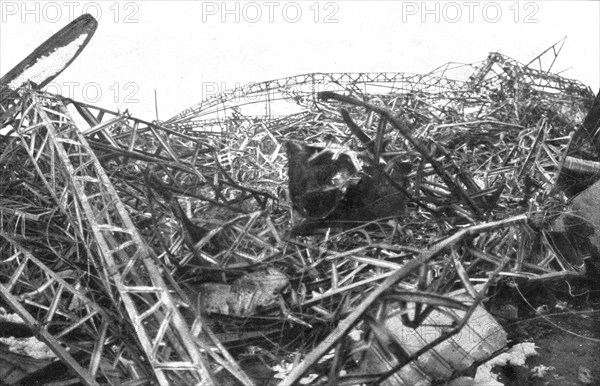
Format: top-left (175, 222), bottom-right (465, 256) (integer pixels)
top-left (1, 36), bottom-right (598, 385)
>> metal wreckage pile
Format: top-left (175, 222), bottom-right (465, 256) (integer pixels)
top-left (1, 15), bottom-right (600, 386)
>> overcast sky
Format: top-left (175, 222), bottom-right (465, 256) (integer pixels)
top-left (1, 1), bottom-right (599, 121)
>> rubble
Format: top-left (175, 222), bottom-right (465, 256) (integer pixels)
top-left (358, 286), bottom-right (508, 385)
top-left (285, 140), bottom-right (410, 235)
top-left (1, 15), bottom-right (599, 386)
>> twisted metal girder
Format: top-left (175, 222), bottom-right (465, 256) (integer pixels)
top-left (5, 90), bottom-right (217, 385)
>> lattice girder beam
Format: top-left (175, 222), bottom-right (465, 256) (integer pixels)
top-left (0, 233), bottom-right (151, 385)
top-left (468, 52), bottom-right (591, 98)
top-left (165, 72), bottom-right (467, 127)
top-left (64, 99), bottom-right (272, 211)
top-left (14, 90), bottom-right (217, 385)
top-left (67, 98), bottom-right (213, 168)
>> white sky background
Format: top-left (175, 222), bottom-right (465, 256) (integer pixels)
top-left (1, 1), bottom-right (599, 122)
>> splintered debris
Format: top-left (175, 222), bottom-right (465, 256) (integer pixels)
top-left (187, 268), bottom-right (290, 317)
top-left (473, 343), bottom-right (538, 386)
top-left (286, 140), bottom-right (410, 235)
top-left (1, 28), bottom-right (599, 386)
top-left (358, 288), bottom-right (507, 385)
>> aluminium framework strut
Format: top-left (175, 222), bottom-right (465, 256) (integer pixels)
top-left (8, 90), bottom-right (216, 385)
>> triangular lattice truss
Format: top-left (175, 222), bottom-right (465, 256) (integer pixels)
top-left (0, 90), bottom-right (257, 385)
top-left (164, 38), bottom-right (590, 134)
top-left (1, 37), bottom-right (596, 385)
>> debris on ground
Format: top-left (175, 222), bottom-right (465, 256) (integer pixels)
top-left (472, 342), bottom-right (539, 386)
top-left (1, 15), bottom-right (599, 386)
top-left (358, 286), bottom-right (507, 385)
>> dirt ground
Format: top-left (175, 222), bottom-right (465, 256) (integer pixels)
top-left (492, 279), bottom-right (600, 386)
